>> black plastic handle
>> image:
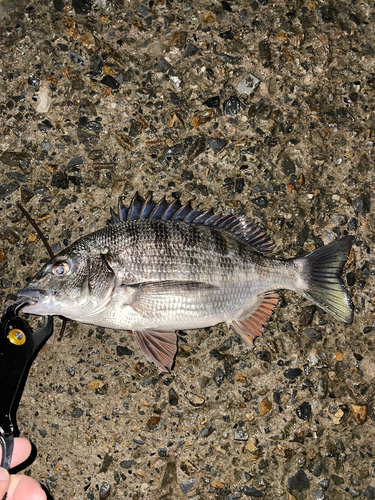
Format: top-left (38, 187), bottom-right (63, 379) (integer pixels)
top-left (0, 299), bottom-right (53, 470)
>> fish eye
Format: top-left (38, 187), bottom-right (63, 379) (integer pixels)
top-left (52, 261), bottom-right (70, 276)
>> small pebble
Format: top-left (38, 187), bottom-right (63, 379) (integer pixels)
top-left (299, 305), bottom-right (316, 327)
top-left (159, 58), bottom-right (172, 73)
top-left (239, 8), bottom-right (248, 23)
top-left (353, 193), bottom-right (371, 214)
top-left (192, 109), bottom-right (215, 127)
top-left (186, 137), bottom-right (206, 160)
top-left (311, 490), bottom-right (324, 500)
top-left (242, 485), bottom-right (263, 497)
top-left (201, 424), bottom-right (216, 437)
top-left (219, 30), bottom-right (234, 40)
top-left (251, 196), bottom-right (267, 208)
top-left (222, 1), bottom-right (232, 12)
top-left (203, 96), bottom-right (220, 108)
top-left (116, 345), bottom-right (132, 356)
top-left (184, 392), bottom-right (205, 407)
top-left (259, 398), bottom-right (272, 416)
top-left (72, 408), bottom-right (83, 418)
top-left (264, 136), bottom-right (278, 147)
top-left (363, 486), bottom-right (375, 499)
top-left (69, 51), bottom-right (86, 66)
top-left (288, 470), bottom-right (310, 492)
top-left (53, 0), bottom-right (64, 11)
top-left (168, 387), bottom-right (179, 406)
top-left (234, 429), bottom-right (248, 441)
top-left (350, 404), bottom-right (367, 424)
top-left (237, 73), bottom-right (260, 95)
top-left (183, 44), bottom-right (199, 58)
top-left (282, 157), bottom-right (295, 174)
top-left (304, 328), bottom-right (322, 342)
top-left (296, 402), bottom-right (311, 420)
top-left (284, 368), bottom-right (302, 380)
top-left (219, 338), bottom-right (232, 351)
top-left (0, 151), bottom-right (31, 171)
top-left (223, 95), bottom-right (240, 115)
top-left (67, 156), bottom-right (83, 168)
top-left (333, 409), bottom-right (344, 425)
top-left (101, 75), bottom-right (120, 89)
top-left (214, 367), bottom-right (225, 387)
top-left (99, 482), bottom-right (111, 500)
top-left (207, 138), bottom-right (228, 154)
top-left (120, 460), bottom-right (134, 469)
top-left (179, 477), bottom-right (196, 494)
top-left (0, 182), bottom-right (19, 200)
top-left (146, 416), bottom-right (161, 431)
top-left (313, 462), bottom-right (322, 477)
top-left (258, 41), bottom-right (271, 61)
top-left (317, 379), bottom-right (327, 398)
top-left (72, 0), bottom-right (92, 15)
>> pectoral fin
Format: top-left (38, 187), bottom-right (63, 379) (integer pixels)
top-left (121, 280), bottom-right (217, 317)
top-left (231, 292), bottom-right (279, 345)
top-left (133, 329), bottom-right (177, 372)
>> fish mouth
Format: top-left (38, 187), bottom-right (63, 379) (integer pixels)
top-left (17, 287), bottom-right (52, 314)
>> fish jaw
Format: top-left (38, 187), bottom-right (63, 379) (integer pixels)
top-left (17, 287), bottom-right (55, 316)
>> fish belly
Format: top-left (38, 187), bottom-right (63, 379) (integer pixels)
top-left (91, 278), bottom-right (266, 332)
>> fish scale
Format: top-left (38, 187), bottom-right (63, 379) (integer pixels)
top-left (97, 220), bottom-right (241, 283)
top-left (92, 220), bottom-right (261, 327)
top-left (18, 192), bottom-right (354, 372)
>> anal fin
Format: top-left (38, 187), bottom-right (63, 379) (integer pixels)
top-left (231, 292), bottom-right (279, 346)
top-left (133, 329), bottom-right (177, 372)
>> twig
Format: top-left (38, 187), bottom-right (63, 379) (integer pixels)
top-left (17, 203), bottom-right (55, 259)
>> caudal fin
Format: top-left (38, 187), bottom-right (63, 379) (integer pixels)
top-left (298, 236), bottom-right (354, 323)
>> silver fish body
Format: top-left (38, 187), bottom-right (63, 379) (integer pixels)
top-left (18, 193), bottom-right (354, 371)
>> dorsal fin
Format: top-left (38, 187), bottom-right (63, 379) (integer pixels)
top-left (109, 192), bottom-right (275, 254)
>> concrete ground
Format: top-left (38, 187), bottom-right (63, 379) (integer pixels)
top-left (0, 0), bottom-right (374, 499)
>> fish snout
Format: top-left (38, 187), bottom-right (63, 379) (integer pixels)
top-left (17, 287), bottom-right (54, 315)
top-left (17, 287), bottom-right (50, 302)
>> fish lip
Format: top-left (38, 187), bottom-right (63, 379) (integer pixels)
top-left (17, 287), bottom-right (50, 302)
top-left (17, 287), bottom-right (53, 314)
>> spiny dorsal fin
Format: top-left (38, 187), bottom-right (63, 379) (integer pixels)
top-left (109, 192), bottom-right (275, 254)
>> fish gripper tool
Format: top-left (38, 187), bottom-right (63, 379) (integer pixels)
top-left (0, 298), bottom-right (53, 490)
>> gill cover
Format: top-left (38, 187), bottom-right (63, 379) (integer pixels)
top-left (84, 251), bottom-right (117, 318)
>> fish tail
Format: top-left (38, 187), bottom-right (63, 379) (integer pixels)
top-left (297, 236), bottom-right (354, 323)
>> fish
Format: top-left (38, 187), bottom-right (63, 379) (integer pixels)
top-left (17, 192), bottom-right (354, 372)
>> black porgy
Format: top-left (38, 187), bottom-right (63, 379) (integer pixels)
top-left (18, 193), bottom-right (354, 372)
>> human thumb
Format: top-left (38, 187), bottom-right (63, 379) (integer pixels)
top-left (0, 467), bottom-right (10, 499)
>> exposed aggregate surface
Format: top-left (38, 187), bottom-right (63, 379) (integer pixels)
top-left (1, 0), bottom-right (375, 499)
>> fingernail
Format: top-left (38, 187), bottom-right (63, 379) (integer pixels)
top-left (0, 467), bottom-right (9, 481)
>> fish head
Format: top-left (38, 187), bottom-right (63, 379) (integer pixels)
top-left (17, 241), bottom-right (116, 320)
